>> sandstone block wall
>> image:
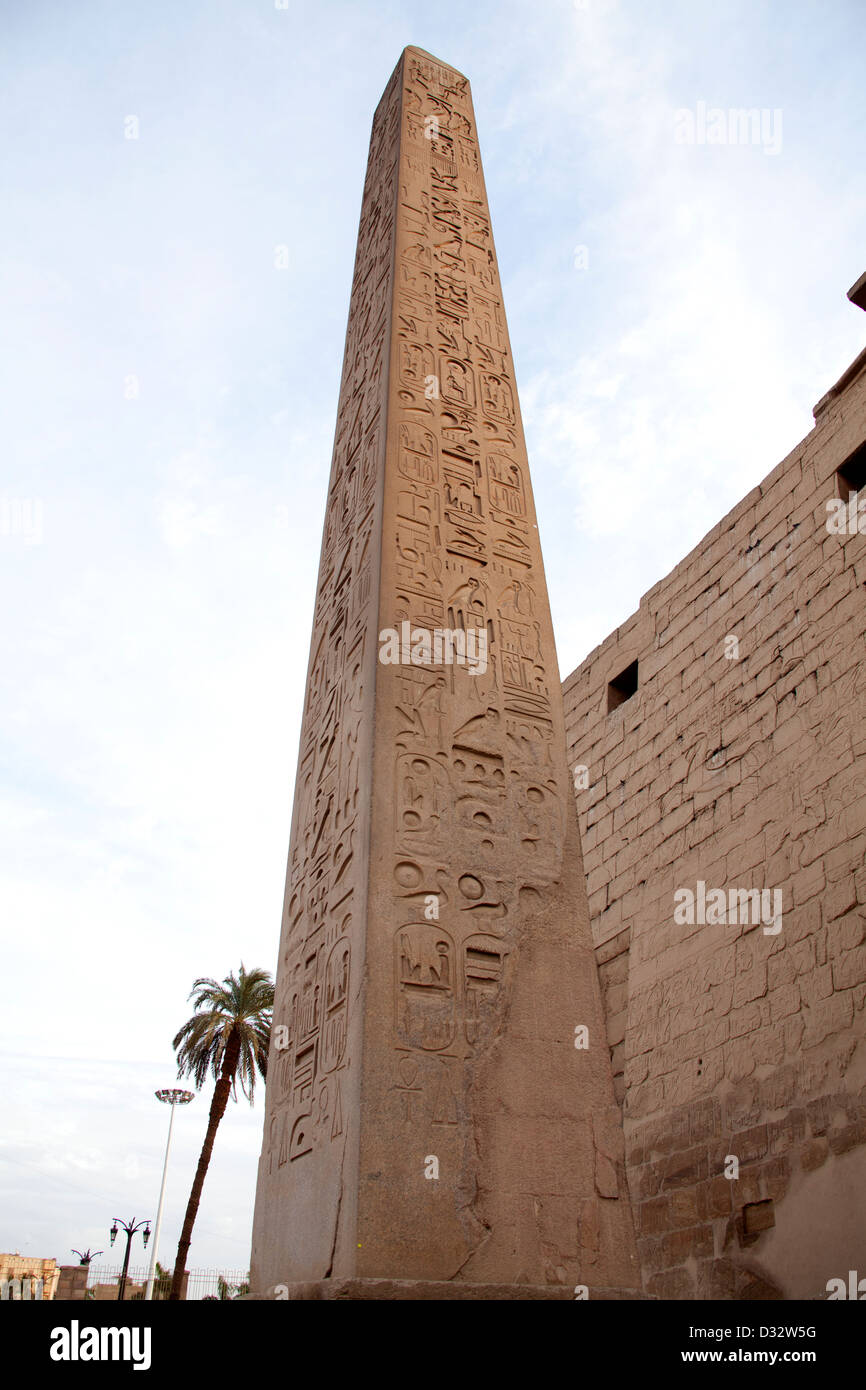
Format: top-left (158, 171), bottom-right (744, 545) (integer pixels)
top-left (0, 1253), bottom-right (59, 1299)
top-left (55, 1264), bottom-right (89, 1300)
top-left (563, 345), bottom-right (866, 1299)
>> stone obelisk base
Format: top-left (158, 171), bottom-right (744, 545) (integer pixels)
top-left (245, 1279), bottom-right (646, 1301)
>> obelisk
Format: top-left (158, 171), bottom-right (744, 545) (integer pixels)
top-left (250, 47), bottom-right (641, 1297)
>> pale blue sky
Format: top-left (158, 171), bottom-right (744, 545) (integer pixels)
top-left (1, 0), bottom-right (863, 1282)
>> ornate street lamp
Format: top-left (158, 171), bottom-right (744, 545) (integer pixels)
top-left (110, 1218), bottom-right (151, 1301)
top-left (71, 1249), bottom-right (103, 1266)
top-left (144, 1088), bottom-right (194, 1301)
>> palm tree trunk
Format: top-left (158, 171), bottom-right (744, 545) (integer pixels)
top-left (169, 1030), bottom-right (241, 1300)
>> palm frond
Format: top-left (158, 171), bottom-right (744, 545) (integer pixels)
top-left (173, 961), bottom-right (274, 1103)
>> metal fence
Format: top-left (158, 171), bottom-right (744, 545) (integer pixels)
top-left (85, 1264), bottom-right (250, 1302)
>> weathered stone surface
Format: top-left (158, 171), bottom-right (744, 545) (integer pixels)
top-left (248, 47), bottom-right (641, 1296)
top-left (646, 1267), bottom-right (695, 1299)
top-left (565, 266), bottom-right (866, 1297)
top-left (245, 1278), bottom-right (648, 1301)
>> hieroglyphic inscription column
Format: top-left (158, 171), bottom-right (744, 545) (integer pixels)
top-left (249, 59), bottom-right (401, 1284)
top-left (250, 48), bottom-right (641, 1295)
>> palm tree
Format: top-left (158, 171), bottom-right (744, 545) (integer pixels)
top-left (153, 1260), bottom-right (172, 1301)
top-left (216, 1273), bottom-right (250, 1300)
top-left (168, 963), bottom-right (273, 1301)
top-left (131, 1261), bottom-right (171, 1301)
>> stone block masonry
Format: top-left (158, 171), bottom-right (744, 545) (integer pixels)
top-left (564, 319), bottom-right (866, 1299)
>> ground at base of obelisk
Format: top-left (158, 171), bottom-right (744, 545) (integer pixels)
top-left (243, 1279), bottom-right (650, 1300)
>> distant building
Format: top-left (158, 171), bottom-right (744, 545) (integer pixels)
top-left (0, 1253), bottom-right (59, 1300)
top-left (90, 1279), bottom-right (146, 1301)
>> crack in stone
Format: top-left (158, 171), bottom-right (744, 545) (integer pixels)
top-left (445, 1050), bottom-right (498, 1278)
top-left (324, 1138), bottom-right (348, 1279)
top-left (447, 1218), bottom-right (493, 1282)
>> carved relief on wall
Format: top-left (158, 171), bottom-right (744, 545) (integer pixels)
top-left (265, 48), bottom-right (574, 1192)
top-left (268, 906), bottom-right (355, 1172)
top-left (261, 62), bottom-right (403, 1179)
top-left (388, 869), bottom-right (513, 1126)
top-left (395, 752), bottom-right (450, 850)
top-left (321, 938), bottom-right (350, 1072)
top-left (395, 922), bottom-right (456, 1050)
top-left (441, 358), bottom-right (475, 408)
top-left (463, 934), bottom-right (508, 1046)
top-left (400, 341), bottom-right (434, 391)
top-left (487, 453), bottom-right (525, 519)
top-left (399, 423), bottom-right (439, 484)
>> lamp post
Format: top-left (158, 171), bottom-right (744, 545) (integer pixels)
top-left (144, 1088), bottom-right (194, 1301)
top-left (109, 1218), bottom-right (151, 1301)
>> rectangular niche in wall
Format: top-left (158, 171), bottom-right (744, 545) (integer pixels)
top-left (836, 440), bottom-right (866, 500)
top-left (608, 659), bottom-right (639, 713)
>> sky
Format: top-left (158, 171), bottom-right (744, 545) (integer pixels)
top-left (1, 0), bottom-right (864, 1287)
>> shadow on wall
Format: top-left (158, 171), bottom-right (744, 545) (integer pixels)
top-left (743, 1143), bottom-right (866, 1299)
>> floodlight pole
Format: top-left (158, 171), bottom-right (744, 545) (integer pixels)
top-left (145, 1088), bottom-right (194, 1301)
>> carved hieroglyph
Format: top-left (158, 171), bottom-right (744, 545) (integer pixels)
top-left (250, 47), bottom-right (640, 1292)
